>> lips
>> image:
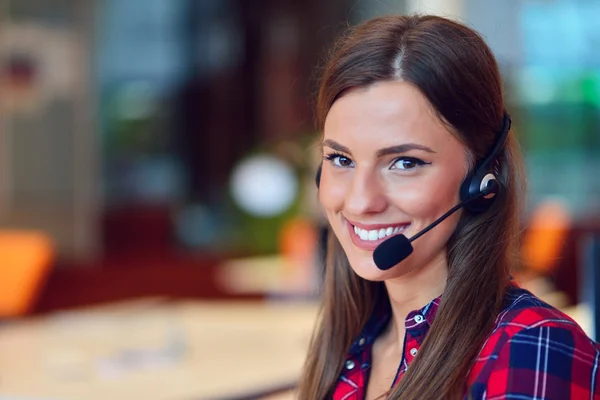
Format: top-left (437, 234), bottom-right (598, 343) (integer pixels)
top-left (346, 219), bottom-right (410, 251)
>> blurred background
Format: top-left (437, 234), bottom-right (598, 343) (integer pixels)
top-left (0, 0), bottom-right (599, 399)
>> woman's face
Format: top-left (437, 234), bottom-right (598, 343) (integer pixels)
top-left (320, 81), bottom-right (470, 281)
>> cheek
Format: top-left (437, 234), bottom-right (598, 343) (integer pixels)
top-left (318, 171), bottom-right (348, 211)
top-left (388, 171), bottom-right (464, 219)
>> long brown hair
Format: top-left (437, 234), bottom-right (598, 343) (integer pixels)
top-left (298, 15), bottom-right (526, 399)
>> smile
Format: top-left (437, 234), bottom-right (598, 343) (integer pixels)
top-left (353, 225), bottom-right (407, 241)
top-left (346, 220), bottom-right (410, 251)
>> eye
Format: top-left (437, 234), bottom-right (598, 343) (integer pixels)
top-left (391, 157), bottom-right (430, 170)
top-left (325, 152), bottom-right (355, 168)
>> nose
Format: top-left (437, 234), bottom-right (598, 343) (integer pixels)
top-left (344, 168), bottom-right (388, 216)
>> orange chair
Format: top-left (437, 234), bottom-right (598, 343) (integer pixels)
top-left (521, 199), bottom-right (571, 275)
top-left (0, 230), bottom-right (54, 317)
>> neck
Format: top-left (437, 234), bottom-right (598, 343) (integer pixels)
top-left (383, 251), bottom-right (448, 347)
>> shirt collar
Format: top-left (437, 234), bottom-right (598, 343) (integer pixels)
top-left (348, 293), bottom-right (442, 356)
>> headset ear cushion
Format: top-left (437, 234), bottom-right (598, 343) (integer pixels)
top-left (459, 112), bottom-right (511, 213)
top-left (315, 163), bottom-right (322, 189)
top-left (461, 169), bottom-right (500, 213)
top-left (480, 173), bottom-right (499, 198)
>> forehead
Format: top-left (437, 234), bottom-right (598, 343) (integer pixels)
top-left (323, 81), bottom-right (455, 150)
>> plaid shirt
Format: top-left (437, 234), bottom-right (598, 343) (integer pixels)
top-left (332, 284), bottom-right (600, 399)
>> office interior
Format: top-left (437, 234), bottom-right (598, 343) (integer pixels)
top-left (0, 0), bottom-right (599, 399)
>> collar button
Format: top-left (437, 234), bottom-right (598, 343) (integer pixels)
top-left (345, 359), bottom-right (355, 370)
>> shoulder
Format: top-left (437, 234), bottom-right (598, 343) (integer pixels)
top-left (475, 324), bottom-right (600, 400)
top-left (494, 284), bottom-right (588, 336)
top-left (468, 284), bottom-right (600, 399)
top-left (486, 284), bottom-right (599, 360)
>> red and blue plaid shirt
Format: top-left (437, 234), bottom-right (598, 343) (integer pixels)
top-left (332, 283), bottom-right (600, 399)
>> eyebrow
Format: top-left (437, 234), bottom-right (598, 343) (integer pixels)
top-left (322, 139), bottom-right (436, 157)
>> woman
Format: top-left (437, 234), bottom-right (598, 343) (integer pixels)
top-left (298, 14), bottom-right (600, 400)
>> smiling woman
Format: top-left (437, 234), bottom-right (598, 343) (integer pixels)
top-left (320, 81), bottom-right (465, 282)
top-left (298, 14), bottom-right (600, 400)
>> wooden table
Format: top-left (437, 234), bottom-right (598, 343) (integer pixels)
top-left (0, 299), bottom-right (318, 400)
top-left (0, 270), bottom-right (592, 400)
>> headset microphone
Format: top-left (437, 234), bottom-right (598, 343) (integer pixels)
top-left (372, 181), bottom-right (498, 270)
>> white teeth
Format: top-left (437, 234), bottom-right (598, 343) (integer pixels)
top-left (353, 224), bottom-right (407, 241)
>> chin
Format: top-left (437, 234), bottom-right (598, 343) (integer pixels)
top-left (337, 240), bottom-right (389, 281)
top-left (347, 249), bottom-right (422, 282)
top-left (347, 256), bottom-right (394, 282)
